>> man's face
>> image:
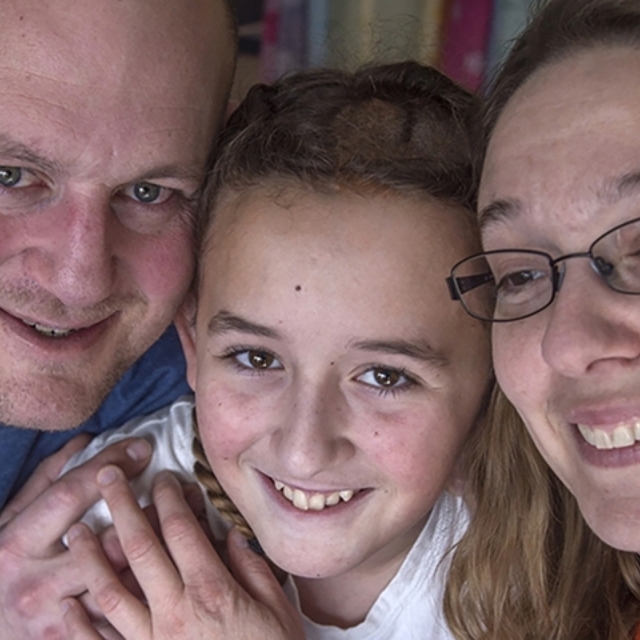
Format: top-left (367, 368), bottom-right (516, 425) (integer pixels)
top-left (0, 0), bottom-right (234, 430)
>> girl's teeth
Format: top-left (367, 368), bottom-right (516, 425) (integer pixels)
top-left (292, 489), bottom-right (309, 511)
top-left (273, 480), bottom-right (357, 512)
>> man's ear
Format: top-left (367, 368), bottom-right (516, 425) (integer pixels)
top-left (175, 293), bottom-right (198, 392)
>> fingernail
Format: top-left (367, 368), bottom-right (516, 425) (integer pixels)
top-left (126, 439), bottom-right (151, 461)
top-left (184, 483), bottom-right (205, 511)
top-left (97, 465), bottom-right (119, 486)
top-left (156, 470), bottom-right (178, 485)
top-left (229, 527), bottom-right (249, 549)
top-left (60, 598), bottom-right (73, 614)
top-left (66, 523), bottom-right (85, 543)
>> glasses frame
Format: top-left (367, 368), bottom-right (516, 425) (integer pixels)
top-left (447, 215), bottom-right (640, 323)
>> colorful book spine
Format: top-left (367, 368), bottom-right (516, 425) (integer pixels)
top-left (260, 0), bottom-right (307, 82)
top-left (487, 0), bottom-right (536, 81)
top-left (307, 0), bottom-right (330, 67)
top-left (419, 0), bottom-right (448, 65)
top-left (438, 0), bottom-right (494, 90)
top-left (260, 0), bottom-right (281, 82)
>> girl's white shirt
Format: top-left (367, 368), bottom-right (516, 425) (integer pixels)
top-left (63, 394), bottom-right (468, 640)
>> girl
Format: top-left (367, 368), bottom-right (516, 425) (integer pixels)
top-left (62, 62), bottom-right (492, 640)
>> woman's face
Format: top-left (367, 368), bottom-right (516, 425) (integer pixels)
top-left (179, 186), bottom-right (490, 585)
top-left (481, 46), bottom-right (640, 551)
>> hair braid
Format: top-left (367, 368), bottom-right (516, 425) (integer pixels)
top-left (192, 409), bottom-right (254, 538)
top-left (192, 409), bottom-right (288, 584)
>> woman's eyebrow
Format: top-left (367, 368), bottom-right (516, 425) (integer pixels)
top-left (606, 171), bottom-right (640, 203)
top-left (206, 310), bottom-right (282, 340)
top-left (478, 198), bottom-right (521, 231)
top-left (349, 338), bottom-right (449, 368)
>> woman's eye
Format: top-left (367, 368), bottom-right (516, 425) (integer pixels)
top-left (235, 350), bottom-right (282, 371)
top-left (124, 181), bottom-right (173, 204)
top-left (496, 269), bottom-right (546, 293)
top-left (357, 367), bottom-right (412, 391)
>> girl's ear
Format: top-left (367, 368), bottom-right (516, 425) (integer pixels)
top-left (175, 293), bottom-right (198, 392)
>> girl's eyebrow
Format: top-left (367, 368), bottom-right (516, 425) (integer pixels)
top-left (206, 311), bottom-right (282, 339)
top-left (349, 339), bottom-right (449, 368)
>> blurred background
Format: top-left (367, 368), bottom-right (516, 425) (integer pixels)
top-left (232, 0), bottom-right (538, 100)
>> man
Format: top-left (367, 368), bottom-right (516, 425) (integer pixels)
top-left (0, 0), bottom-right (236, 506)
top-left (0, 0), bottom-right (243, 636)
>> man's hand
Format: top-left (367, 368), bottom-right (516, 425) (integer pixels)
top-left (0, 436), bottom-right (152, 640)
top-left (62, 467), bottom-right (305, 640)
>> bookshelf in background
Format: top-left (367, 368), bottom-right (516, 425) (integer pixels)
top-left (232, 0), bottom-right (537, 95)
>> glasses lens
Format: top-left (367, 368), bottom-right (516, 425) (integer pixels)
top-left (450, 255), bottom-right (496, 320)
top-left (592, 218), bottom-right (640, 294)
top-left (452, 251), bottom-right (554, 321)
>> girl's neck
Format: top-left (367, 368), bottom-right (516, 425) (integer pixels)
top-left (293, 516), bottom-right (427, 628)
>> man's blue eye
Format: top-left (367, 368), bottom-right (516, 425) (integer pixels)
top-left (0, 167), bottom-right (22, 187)
top-left (132, 182), bottom-right (162, 203)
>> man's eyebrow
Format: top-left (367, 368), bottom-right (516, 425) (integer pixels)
top-left (349, 338), bottom-right (449, 368)
top-left (0, 135), bottom-right (62, 175)
top-left (135, 163), bottom-right (204, 186)
top-left (207, 311), bottom-right (282, 339)
top-left (478, 198), bottom-right (521, 231)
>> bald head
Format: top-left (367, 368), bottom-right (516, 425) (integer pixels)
top-left (0, 0), bottom-right (236, 430)
top-left (0, 0), bottom-right (236, 147)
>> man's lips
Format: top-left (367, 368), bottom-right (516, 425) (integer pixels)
top-left (0, 306), bottom-right (118, 350)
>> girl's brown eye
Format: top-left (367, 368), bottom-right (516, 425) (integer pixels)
top-left (373, 368), bottom-right (401, 387)
top-left (249, 351), bottom-right (274, 369)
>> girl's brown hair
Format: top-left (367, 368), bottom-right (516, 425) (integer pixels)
top-left (445, 1), bottom-right (640, 637)
top-left (191, 61), bottom-right (486, 567)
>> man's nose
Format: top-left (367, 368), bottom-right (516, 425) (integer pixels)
top-left (22, 193), bottom-right (118, 308)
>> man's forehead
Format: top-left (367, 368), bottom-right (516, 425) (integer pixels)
top-left (0, 0), bottom-right (234, 68)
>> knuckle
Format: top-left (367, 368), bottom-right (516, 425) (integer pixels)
top-left (45, 476), bottom-right (84, 512)
top-left (121, 530), bottom-right (156, 563)
top-left (5, 575), bottom-right (54, 618)
top-left (160, 511), bottom-right (193, 543)
top-left (188, 575), bottom-right (235, 616)
top-left (93, 579), bottom-right (127, 616)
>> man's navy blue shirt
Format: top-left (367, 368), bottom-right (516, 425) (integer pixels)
top-left (0, 324), bottom-right (190, 509)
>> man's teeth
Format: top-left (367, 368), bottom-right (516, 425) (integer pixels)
top-left (22, 320), bottom-right (74, 338)
top-left (578, 420), bottom-right (640, 450)
top-left (273, 479), bottom-right (356, 512)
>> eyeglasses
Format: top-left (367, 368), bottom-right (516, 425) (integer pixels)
top-left (447, 216), bottom-right (640, 323)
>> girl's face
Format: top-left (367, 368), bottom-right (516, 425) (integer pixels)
top-left (178, 186), bottom-right (490, 584)
top-left (481, 46), bottom-right (640, 552)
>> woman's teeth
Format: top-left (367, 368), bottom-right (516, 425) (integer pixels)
top-left (273, 479), bottom-right (356, 512)
top-left (578, 420), bottom-right (640, 450)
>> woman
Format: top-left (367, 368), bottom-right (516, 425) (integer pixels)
top-left (445, 1), bottom-right (640, 638)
